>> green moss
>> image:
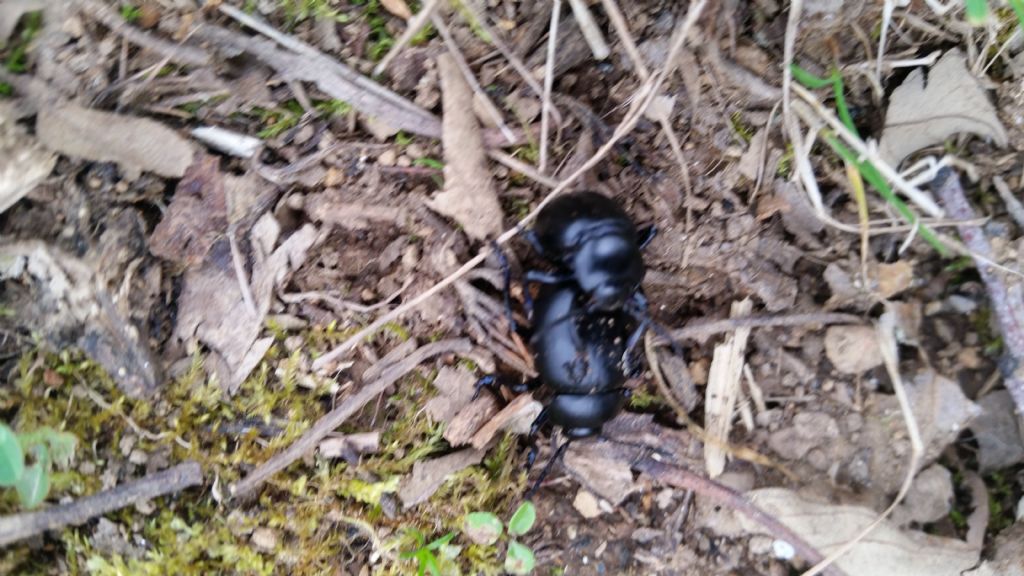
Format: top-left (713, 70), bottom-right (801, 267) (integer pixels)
top-left (3, 10), bottom-right (42, 73)
top-left (730, 111), bottom-right (755, 143)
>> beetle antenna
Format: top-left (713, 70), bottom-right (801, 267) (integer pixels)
top-left (524, 438), bottom-right (573, 500)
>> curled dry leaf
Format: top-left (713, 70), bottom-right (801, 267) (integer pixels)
top-left (149, 155), bottom-right (228, 268)
top-left (426, 54), bottom-right (503, 241)
top-left (36, 104), bottom-right (194, 179)
top-left (563, 440), bottom-right (641, 506)
top-left (879, 49), bottom-right (1007, 167)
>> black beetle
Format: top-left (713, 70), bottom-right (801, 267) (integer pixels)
top-left (525, 190), bottom-right (655, 312)
top-left (477, 281), bottom-right (639, 496)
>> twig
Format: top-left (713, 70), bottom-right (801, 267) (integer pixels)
top-left (372, 0), bottom-right (443, 77)
top-left (212, 5), bottom-right (441, 138)
top-left (932, 169), bottom-right (1024, 414)
top-left (992, 175), bottom-right (1024, 230)
top-left (566, 0), bottom-right (610, 60)
top-left (228, 227), bottom-right (258, 318)
top-left (488, 150), bottom-right (561, 188)
top-left (539, 0), bottom-right (563, 174)
top-left (232, 339), bottom-right (473, 498)
top-left (311, 0), bottom-right (709, 373)
top-left (634, 458), bottom-right (847, 576)
top-left (431, 14), bottom-right (516, 143)
top-left (458, 0), bottom-right (563, 126)
top-left (72, 0), bottom-right (210, 66)
top-left (599, 0), bottom-right (693, 201)
top-left (659, 312), bottom-right (862, 345)
top-left (0, 462), bottom-right (203, 547)
top-left (281, 280), bottom-right (411, 315)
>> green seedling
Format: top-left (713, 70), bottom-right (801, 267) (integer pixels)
top-left (399, 529), bottom-right (458, 576)
top-left (0, 422), bottom-right (77, 508)
top-left (790, 64), bottom-right (948, 255)
top-left (462, 501), bottom-right (537, 575)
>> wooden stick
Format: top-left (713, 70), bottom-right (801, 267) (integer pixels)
top-left (634, 458), bottom-right (847, 576)
top-left (232, 339), bottom-right (473, 499)
top-left (0, 462), bottom-right (203, 547)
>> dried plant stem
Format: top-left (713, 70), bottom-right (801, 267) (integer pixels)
top-left (932, 169), bottom-right (1024, 413)
top-left (635, 459), bottom-right (846, 576)
top-left (312, 0), bottom-right (709, 372)
top-left (372, 0), bottom-right (443, 77)
top-left (233, 339), bottom-right (473, 499)
top-left (0, 462), bottom-right (202, 547)
top-left (73, 0), bottom-right (210, 66)
top-left (431, 14), bottom-right (516, 144)
top-left (661, 312), bottom-right (862, 344)
top-left (539, 0), bottom-right (563, 174)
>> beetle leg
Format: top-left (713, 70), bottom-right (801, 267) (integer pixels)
top-left (508, 377), bottom-right (541, 395)
top-left (637, 225), bottom-right (658, 250)
top-left (523, 229), bottom-right (546, 256)
top-left (621, 317), bottom-right (651, 376)
top-left (525, 438), bottom-right (572, 500)
top-left (523, 269), bottom-right (573, 285)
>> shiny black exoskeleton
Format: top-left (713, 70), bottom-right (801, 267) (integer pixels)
top-left (476, 281), bottom-right (640, 497)
top-left (526, 190), bottom-right (654, 312)
top-left (530, 282), bottom-right (638, 439)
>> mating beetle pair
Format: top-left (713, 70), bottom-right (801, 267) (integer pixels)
top-left (477, 191), bottom-right (667, 494)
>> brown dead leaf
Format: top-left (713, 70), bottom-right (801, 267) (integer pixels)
top-left (891, 465), bottom-right (954, 526)
top-left (469, 393), bottom-right (542, 449)
top-left (424, 366), bottom-right (478, 423)
top-left (874, 261), bottom-right (914, 299)
top-left (398, 447), bottom-right (484, 509)
top-left (149, 155), bottom-right (227, 268)
top-left (36, 104), bottom-right (194, 179)
top-left (825, 325), bottom-right (882, 374)
top-left (425, 54), bottom-right (503, 241)
top-left (380, 0), bottom-right (412, 19)
top-left (564, 441), bottom-right (641, 506)
top-left (714, 488), bottom-right (980, 576)
top-left (0, 102), bottom-right (55, 214)
top-left (879, 49), bottom-right (1007, 167)
top-left (175, 223), bottom-right (318, 392)
top-left (444, 395), bottom-right (499, 446)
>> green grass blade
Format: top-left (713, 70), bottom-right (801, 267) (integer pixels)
top-left (965, 0), bottom-right (989, 25)
top-left (822, 134), bottom-right (949, 255)
top-left (790, 64), bottom-right (834, 89)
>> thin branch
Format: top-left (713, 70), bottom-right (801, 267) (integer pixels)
top-left (431, 14), bottom-right (516, 143)
top-left (311, 0), bottom-right (709, 373)
top-left (931, 168), bottom-right (1024, 414)
top-left (0, 462), bottom-right (203, 547)
top-left (635, 458), bottom-right (847, 576)
top-left (228, 227), bottom-right (258, 317)
top-left (372, 0), bottom-right (443, 77)
top-left (232, 339), bottom-right (473, 499)
top-left (660, 312), bottom-right (863, 344)
top-left (72, 0), bottom-right (210, 66)
top-left (566, 0), bottom-right (610, 60)
top-left (539, 0), bottom-right (563, 174)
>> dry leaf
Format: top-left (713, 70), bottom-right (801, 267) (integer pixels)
top-left (424, 366), bottom-right (478, 423)
top-left (825, 325), bottom-right (882, 374)
top-left (37, 104), bottom-right (194, 179)
top-left (563, 441), bottom-right (640, 506)
top-left (175, 223), bottom-right (317, 392)
top-left (717, 488), bottom-right (980, 576)
top-left (426, 54), bottom-right (503, 241)
top-left (964, 522), bottom-right (1024, 576)
top-left (380, 0), bottom-right (412, 19)
top-left (149, 155), bottom-right (228, 268)
top-left (0, 102), bottom-right (55, 214)
top-left (879, 49), bottom-right (1007, 167)
top-left (873, 261), bottom-right (914, 299)
top-left (891, 464), bottom-right (954, 526)
top-left (398, 448), bottom-right (484, 509)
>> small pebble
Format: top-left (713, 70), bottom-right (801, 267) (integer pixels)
top-left (251, 527), bottom-right (279, 552)
top-left (128, 449), bottom-right (148, 466)
top-left (396, 155), bottom-right (412, 167)
top-left (574, 490), bottom-right (602, 519)
top-left (377, 149), bottom-right (397, 166)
